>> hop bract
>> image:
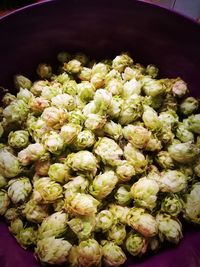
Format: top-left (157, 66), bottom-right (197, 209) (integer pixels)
top-left (77, 239), bottom-right (102, 267)
top-left (38, 211), bottom-right (68, 239)
top-left (0, 149), bottom-right (21, 178)
top-left (35, 237), bottom-right (72, 264)
top-left (184, 183), bottom-right (200, 224)
top-left (101, 241), bottom-right (127, 267)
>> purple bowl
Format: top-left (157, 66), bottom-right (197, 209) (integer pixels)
top-left (0, 0), bottom-right (200, 266)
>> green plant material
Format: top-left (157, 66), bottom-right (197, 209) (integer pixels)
top-left (156, 213), bottom-right (183, 244)
top-left (125, 231), bottom-right (148, 256)
top-left (38, 211), bottom-right (68, 239)
top-left (7, 177), bottom-right (32, 205)
top-left (35, 237), bottom-right (72, 264)
top-left (127, 207), bottom-right (158, 237)
top-left (101, 240), bottom-right (127, 267)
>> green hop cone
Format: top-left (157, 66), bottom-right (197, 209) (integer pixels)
top-left (127, 207), bottom-right (158, 238)
top-left (41, 84), bottom-right (63, 101)
top-left (68, 110), bottom-right (85, 125)
top-left (161, 194), bottom-right (183, 217)
top-left (108, 204), bottom-right (130, 224)
top-left (48, 163), bottom-right (72, 184)
top-left (35, 237), bottom-right (72, 264)
top-left (168, 142), bottom-right (200, 164)
top-left (9, 218), bottom-right (24, 235)
top-left (155, 151), bottom-right (174, 169)
top-left (30, 80), bottom-right (50, 97)
top-left (159, 170), bottom-right (187, 193)
top-left (63, 80), bottom-right (78, 96)
top-left (106, 78), bottom-right (124, 96)
top-left (72, 130), bottom-right (96, 150)
top-left (7, 177), bottom-right (32, 205)
top-left (38, 211), bottom-right (68, 239)
top-left (0, 190), bottom-right (10, 215)
top-left (77, 239), bottom-right (102, 267)
top-left (64, 193), bottom-right (99, 216)
top-left (188, 114), bottom-right (200, 134)
top-left (130, 177), bottom-right (159, 210)
top-left (142, 76), bottom-right (165, 97)
top-left (118, 95), bottom-right (143, 125)
top-left (23, 199), bottom-right (49, 223)
top-left (107, 96), bottom-right (123, 120)
top-left (79, 67), bottom-right (92, 81)
top-left (103, 120), bottom-right (122, 141)
top-left (51, 93), bottom-right (76, 110)
top-left (93, 137), bottom-right (123, 166)
top-left (114, 185), bottom-right (132, 206)
top-left (175, 123), bottom-right (194, 143)
top-left (116, 160), bottom-right (135, 182)
top-left (107, 223), bottom-right (126, 245)
top-left (77, 81), bottom-right (95, 103)
top-left (123, 125), bottom-right (151, 149)
top-left (183, 183), bottom-right (200, 224)
top-left (2, 93), bottom-right (16, 106)
top-left (16, 227), bottom-right (37, 249)
top-left (95, 210), bottom-right (113, 232)
top-left (0, 148), bottom-right (21, 178)
top-left (68, 215), bottom-right (96, 240)
top-left (14, 74), bottom-right (32, 90)
top-left (179, 97), bottom-right (199, 116)
top-left (64, 59), bottom-right (82, 74)
top-left (4, 208), bottom-right (19, 221)
top-left (145, 134), bottom-right (162, 152)
top-left (142, 105), bottom-right (161, 132)
top-left (112, 53), bottom-right (133, 72)
top-left (125, 231), bottom-right (148, 256)
top-left (85, 114), bottom-right (106, 131)
top-left (68, 246), bottom-right (79, 267)
top-left (36, 63), bottom-right (52, 79)
top-left (33, 177), bottom-right (63, 204)
top-left (66, 151), bottom-right (98, 174)
top-left (8, 130), bottom-right (29, 149)
top-left (146, 64), bottom-right (159, 78)
top-left (42, 131), bottom-right (64, 155)
top-left (93, 89), bottom-right (112, 114)
top-left (89, 170), bottom-right (118, 200)
top-left (64, 176), bottom-right (89, 199)
top-left (156, 213), bottom-right (183, 244)
top-left (122, 78), bottom-right (142, 98)
top-left (60, 123), bottom-right (82, 145)
top-left (18, 143), bottom-right (46, 166)
top-left (3, 99), bottom-right (29, 124)
top-left (17, 88), bottom-right (33, 103)
top-left (41, 106), bottom-right (68, 129)
top-left (101, 240), bottom-right (127, 267)
top-left (123, 143), bottom-right (148, 174)
top-left (0, 174), bottom-right (7, 189)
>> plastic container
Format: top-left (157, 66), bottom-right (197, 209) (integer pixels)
top-left (0, 1), bottom-right (200, 266)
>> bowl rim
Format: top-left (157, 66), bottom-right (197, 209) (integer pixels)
top-left (0, 0), bottom-right (200, 28)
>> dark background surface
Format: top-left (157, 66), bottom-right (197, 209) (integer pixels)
top-left (1, 0), bottom-right (200, 20)
top-left (142, 0), bottom-right (200, 20)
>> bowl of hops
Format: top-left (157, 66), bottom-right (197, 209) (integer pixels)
top-left (0, 1), bottom-right (200, 267)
